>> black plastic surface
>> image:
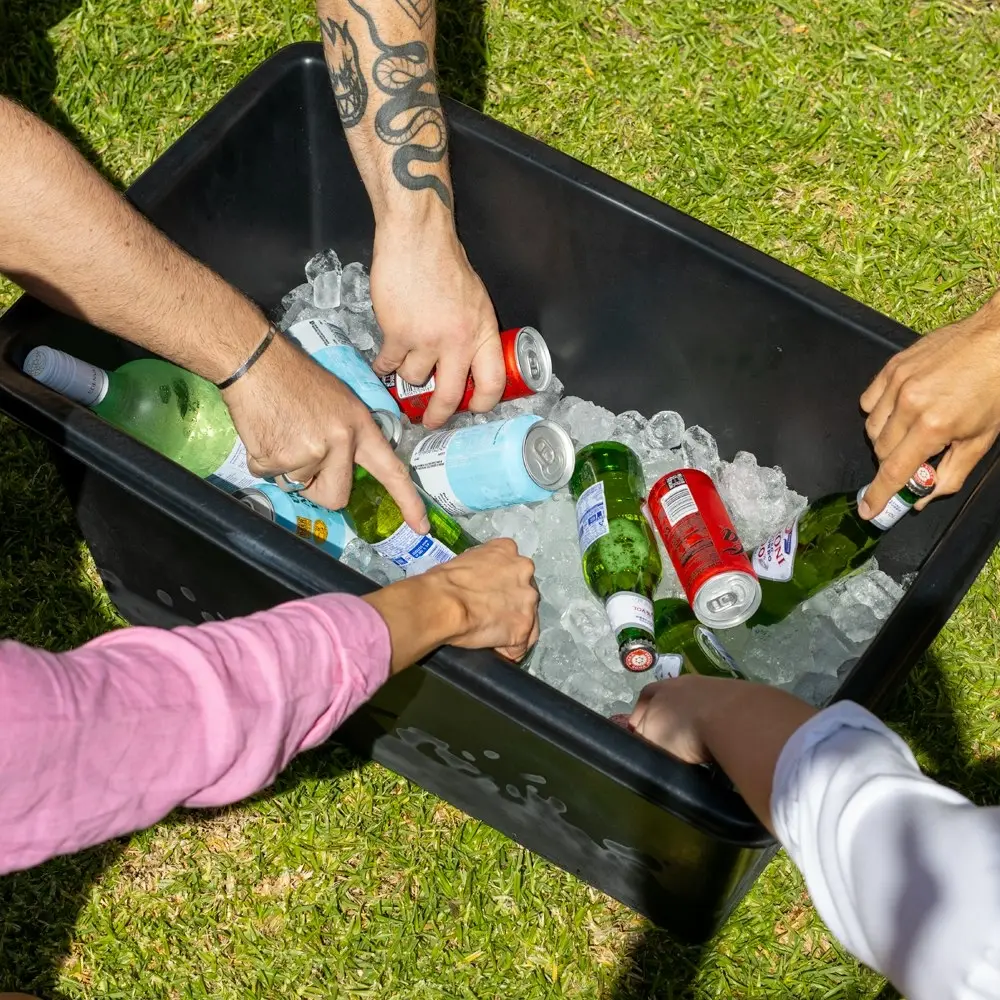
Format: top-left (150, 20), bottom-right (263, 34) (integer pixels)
top-left (2, 42), bottom-right (999, 941)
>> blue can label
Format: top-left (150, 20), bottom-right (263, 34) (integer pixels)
top-left (287, 319), bottom-right (400, 416)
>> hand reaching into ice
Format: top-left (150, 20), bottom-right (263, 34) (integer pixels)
top-left (222, 331), bottom-right (429, 533)
top-left (859, 292), bottom-right (1000, 519)
top-left (369, 217), bottom-right (506, 429)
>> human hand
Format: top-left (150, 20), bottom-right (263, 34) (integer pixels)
top-left (222, 329), bottom-right (429, 533)
top-left (369, 216), bottom-right (505, 429)
top-left (362, 538), bottom-right (539, 671)
top-left (628, 675), bottom-right (717, 764)
top-left (858, 293), bottom-right (1000, 519)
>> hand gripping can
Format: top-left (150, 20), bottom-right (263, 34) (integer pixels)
top-left (408, 413), bottom-right (575, 514)
top-left (234, 482), bottom-right (358, 558)
top-left (648, 469), bottom-right (761, 629)
top-left (381, 327), bottom-right (553, 421)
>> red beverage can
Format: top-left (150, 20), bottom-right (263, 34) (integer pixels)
top-left (380, 326), bottom-right (552, 422)
top-left (648, 469), bottom-right (761, 629)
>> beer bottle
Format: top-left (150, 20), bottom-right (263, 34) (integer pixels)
top-left (652, 598), bottom-right (745, 679)
top-left (747, 463), bottom-right (935, 627)
top-left (570, 441), bottom-right (662, 671)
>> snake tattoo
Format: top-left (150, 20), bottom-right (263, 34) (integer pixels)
top-left (347, 0), bottom-right (452, 210)
top-left (320, 16), bottom-right (368, 128)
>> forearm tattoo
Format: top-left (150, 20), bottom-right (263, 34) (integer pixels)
top-left (346, 0), bottom-right (452, 210)
top-left (320, 16), bottom-right (368, 127)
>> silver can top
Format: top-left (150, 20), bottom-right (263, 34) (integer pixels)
top-left (234, 487), bottom-right (276, 521)
top-left (514, 327), bottom-right (553, 392)
top-left (692, 570), bottom-right (762, 629)
top-left (372, 409), bottom-right (403, 450)
top-left (523, 419), bottom-right (576, 490)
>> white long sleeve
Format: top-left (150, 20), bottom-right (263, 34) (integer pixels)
top-left (770, 701), bottom-right (1000, 1000)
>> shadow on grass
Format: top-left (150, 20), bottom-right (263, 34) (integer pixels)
top-left (0, 1), bottom-right (108, 176)
top-left (436, 0), bottom-right (488, 111)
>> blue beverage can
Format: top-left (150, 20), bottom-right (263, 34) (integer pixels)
top-left (233, 482), bottom-right (357, 558)
top-left (408, 413), bottom-right (575, 515)
top-left (286, 318), bottom-right (401, 417)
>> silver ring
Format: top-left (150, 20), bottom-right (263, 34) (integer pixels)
top-left (275, 473), bottom-right (313, 494)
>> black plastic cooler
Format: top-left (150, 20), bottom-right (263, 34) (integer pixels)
top-left (3, 43), bottom-right (1000, 943)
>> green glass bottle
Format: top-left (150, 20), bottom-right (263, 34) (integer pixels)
top-left (570, 441), bottom-right (662, 671)
top-left (22, 345), bottom-right (262, 490)
top-left (652, 598), bottom-right (745, 679)
top-left (344, 466), bottom-right (479, 577)
top-left (746, 463), bottom-right (936, 627)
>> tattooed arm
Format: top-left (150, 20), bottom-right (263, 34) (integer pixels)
top-left (317, 0), bottom-right (505, 428)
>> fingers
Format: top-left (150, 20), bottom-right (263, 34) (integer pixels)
top-left (859, 364), bottom-right (891, 416)
top-left (372, 340), bottom-right (409, 378)
top-left (466, 334), bottom-right (506, 414)
top-left (355, 422), bottom-right (429, 534)
top-left (302, 457), bottom-right (355, 512)
top-left (914, 434), bottom-right (995, 509)
top-left (422, 355), bottom-right (472, 430)
top-left (396, 351), bottom-right (437, 392)
top-left (858, 430), bottom-right (937, 519)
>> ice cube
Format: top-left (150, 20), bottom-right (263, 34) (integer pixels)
top-left (739, 616), bottom-right (814, 686)
top-left (643, 410), bottom-right (685, 452)
top-left (305, 249), bottom-right (342, 284)
top-left (612, 410), bottom-right (647, 439)
top-left (561, 596), bottom-right (611, 646)
top-left (491, 505), bottom-right (540, 557)
top-left (549, 397), bottom-right (615, 447)
top-left (280, 282), bottom-right (313, 314)
top-left (682, 425), bottom-right (722, 477)
top-left (339, 536), bottom-right (403, 585)
top-left (341, 261), bottom-right (371, 312)
top-left (396, 416), bottom-right (427, 463)
top-left (787, 671), bottom-right (839, 708)
top-left (313, 269), bottom-right (342, 310)
top-left (810, 613), bottom-right (863, 673)
top-left (831, 601), bottom-right (881, 644)
top-left (844, 570), bottom-right (903, 621)
top-left (531, 627), bottom-right (580, 686)
top-left (642, 448), bottom-right (686, 490)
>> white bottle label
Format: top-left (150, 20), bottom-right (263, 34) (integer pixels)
top-left (386, 372), bottom-right (436, 399)
top-left (409, 430), bottom-right (468, 516)
top-left (576, 480), bottom-right (610, 554)
top-left (752, 521), bottom-right (798, 582)
top-left (287, 317), bottom-right (350, 352)
top-left (208, 438), bottom-right (268, 492)
top-left (605, 592), bottom-right (654, 636)
top-left (372, 522), bottom-right (456, 576)
top-left (652, 653), bottom-right (684, 681)
top-left (859, 487), bottom-right (914, 531)
top-left (660, 482), bottom-right (699, 527)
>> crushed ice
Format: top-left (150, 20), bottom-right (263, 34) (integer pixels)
top-left (274, 251), bottom-right (908, 715)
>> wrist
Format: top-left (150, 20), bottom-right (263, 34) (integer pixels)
top-left (375, 197), bottom-right (456, 244)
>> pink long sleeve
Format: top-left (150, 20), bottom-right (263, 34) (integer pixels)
top-left (0, 593), bottom-right (391, 875)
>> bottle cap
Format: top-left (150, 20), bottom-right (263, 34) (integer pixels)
top-left (907, 463), bottom-right (936, 498)
top-left (620, 638), bottom-right (656, 672)
top-left (23, 346), bottom-right (109, 406)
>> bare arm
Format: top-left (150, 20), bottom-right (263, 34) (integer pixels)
top-left (0, 96), bottom-right (425, 528)
top-left (629, 676), bottom-right (817, 832)
top-left (317, 0), bottom-right (505, 428)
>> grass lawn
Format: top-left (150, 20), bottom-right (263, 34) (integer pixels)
top-left (2, 0), bottom-right (1000, 996)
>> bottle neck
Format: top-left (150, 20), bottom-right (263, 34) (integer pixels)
top-left (23, 346), bottom-right (110, 407)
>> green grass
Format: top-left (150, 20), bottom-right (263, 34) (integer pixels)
top-left (2, 0), bottom-right (1000, 996)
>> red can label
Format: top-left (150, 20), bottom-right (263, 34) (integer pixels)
top-left (381, 327), bottom-right (547, 421)
top-left (648, 469), bottom-right (758, 623)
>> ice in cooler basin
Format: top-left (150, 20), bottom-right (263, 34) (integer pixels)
top-left (272, 249), bottom-right (912, 716)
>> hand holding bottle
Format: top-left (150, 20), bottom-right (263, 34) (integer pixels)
top-left (222, 330), bottom-right (429, 533)
top-left (859, 292), bottom-right (1000, 519)
top-left (361, 539), bottom-right (540, 669)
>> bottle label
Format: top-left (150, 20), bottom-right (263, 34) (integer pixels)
top-left (576, 480), bottom-right (610, 554)
top-left (383, 372), bottom-right (436, 399)
top-left (693, 626), bottom-right (743, 677)
top-left (659, 481), bottom-right (699, 527)
top-left (652, 653), bottom-right (684, 681)
top-left (409, 430), bottom-right (470, 516)
top-left (207, 438), bottom-right (268, 493)
top-left (605, 592), bottom-right (654, 636)
top-left (859, 486), bottom-right (914, 531)
top-left (752, 521), bottom-right (798, 582)
top-left (372, 522), bottom-right (456, 576)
